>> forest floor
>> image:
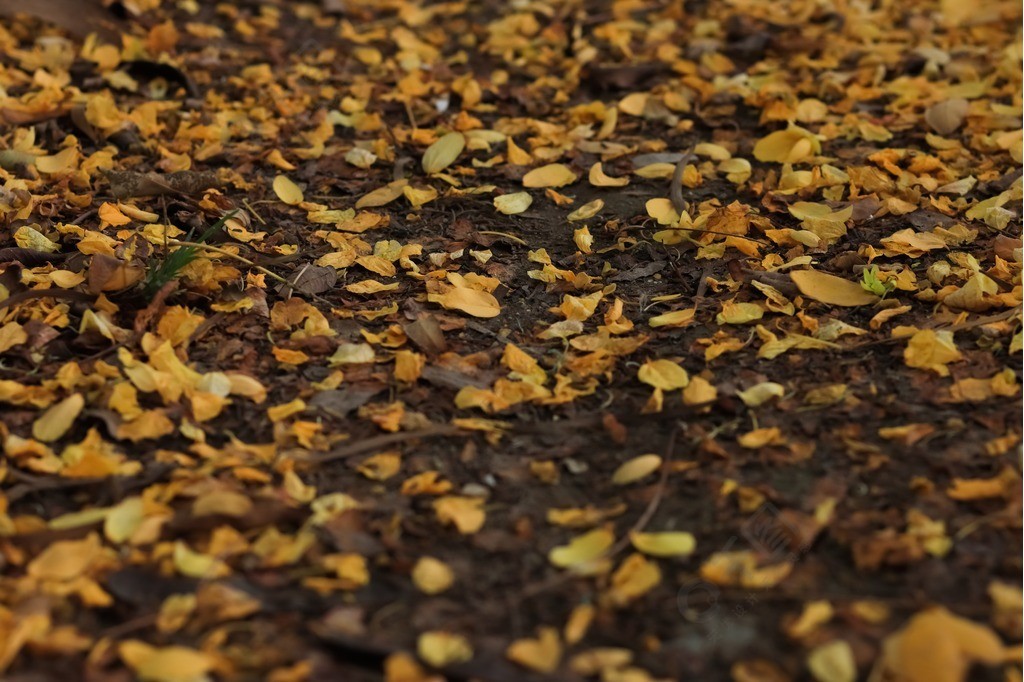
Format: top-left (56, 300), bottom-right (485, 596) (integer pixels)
top-left (0, 1), bottom-right (1021, 681)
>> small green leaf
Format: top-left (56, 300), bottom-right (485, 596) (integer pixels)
top-left (860, 266), bottom-right (894, 298)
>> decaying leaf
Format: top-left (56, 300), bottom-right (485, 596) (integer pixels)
top-left (925, 98), bottom-right (970, 135)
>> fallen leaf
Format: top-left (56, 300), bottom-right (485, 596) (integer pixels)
top-left (589, 162), bottom-right (629, 187)
top-left (507, 627), bottom-right (562, 674)
top-left (119, 641), bottom-right (214, 682)
top-left (422, 132), bottom-right (466, 174)
top-left (429, 287), bottom-right (501, 318)
top-left (273, 175), bottom-right (304, 205)
top-left (637, 359), bottom-right (689, 391)
top-left (611, 454), bottom-right (662, 485)
top-left (32, 393), bottom-right (85, 442)
top-left (549, 528), bottom-right (614, 569)
top-left (904, 329), bottom-right (962, 376)
top-left (629, 531), bottom-right (696, 557)
top-left (925, 98), bottom-right (970, 135)
top-left (753, 124), bottom-right (821, 163)
top-left (417, 631), bottom-right (473, 668)
top-left (494, 191), bottom-right (533, 214)
top-left (433, 496), bottom-right (486, 534)
top-left (807, 640), bottom-right (856, 682)
top-left (412, 557), bottom-right (455, 595)
top-left (790, 269), bottom-right (880, 306)
top-left (876, 607), bottom-right (1006, 682)
top-left (522, 164), bottom-right (578, 188)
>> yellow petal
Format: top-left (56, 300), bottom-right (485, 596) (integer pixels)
top-left (807, 640), bottom-right (857, 682)
top-left (494, 191), bottom-right (533, 215)
top-left (649, 308), bottom-right (695, 328)
top-left (549, 528), bottom-right (614, 568)
top-left (357, 452), bottom-right (401, 481)
top-left (716, 300), bottom-right (764, 325)
top-left (422, 132), bottom-right (465, 174)
top-left (645, 198), bottom-right (679, 225)
top-left (36, 147), bottom-right (78, 174)
top-left (104, 497), bottom-right (144, 544)
top-left (630, 531), bottom-right (696, 557)
top-left (683, 376), bottom-right (718, 405)
top-left (637, 359), bottom-right (689, 391)
top-left (272, 175), bottom-right (304, 205)
top-left (417, 631), bottom-right (473, 668)
top-left (573, 226), bottom-right (593, 254)
top-left (403, 184), bottom-right (438, 207)
top-left (119, 642), bottom-right (214, 682)
top-left (719, 158), bottom-right (752, 183)
top-left (522, 163), bottom-right (578, 188)
top-left (567, 199), bottom-right (604, 221)
top-left (588, 162), bottom-right (629, 187)
top-left (506, 627), bottom-right (562, 674)
top-left (611, 454), bottom-right (662, 485)
top-left (412, 556), bottom-right (454, 594)
top-left (904, 329), bottom-right (962, 376)
top-left (356, 180), bottom-right (407, 209)
top-left (429, 287), bottom-right (501, 318)
top-left (737, 381), bottom-right (785, 407)
top-left (790, 269), bottom-right (879, 307)
top-left (14, 225), bottom-right (59, 253)
top-left (752, 124), bottom-right (821, 163)
top-left (433, 496), bottom-right (486, 534)
top-left (606, 553), bottom-right (661, 606)
top-left (506, 136), bottom-right (533, 165)
top-left (32, 393), bottom-right (85, 442)
top-left (634, 162), bottom-right (676, 179)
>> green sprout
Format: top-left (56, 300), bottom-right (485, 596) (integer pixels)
top-left (143, 210), bottom-right (236, 298)
top-left (860, 265), bottom-right (896, 298)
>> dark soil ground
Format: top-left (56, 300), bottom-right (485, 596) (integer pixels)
top-left (0, 1), bottom-right (1021, 681)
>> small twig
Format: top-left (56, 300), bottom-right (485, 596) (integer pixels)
top-left (100, 614), bottom-right (158, 639)
top-left (0, 288), bottom-right (95, 310)
top-left (5, 469), bottom-right (106, 504)
top-left (605, 426), bottom-right (675, 556)
top-left (71, 208), bottom-right (98, 225)
top-left (309, 425), bottom-right (468, 465)
top-left (844, 308), bottom-right (1020, 350)
top-left (680, 227), bottom-right (770, 246)
top-left (402, 98), bottom-right (418, 131)
top-left (242, 198), bottom-right (267, 225)
top-left (6, 464), bottom-right (175, 505)
top-left (168, 240), bottom-right (291, 286)
top-left (466, 320), bottom-right (514, 345)
top-left (669, 143), bottom-right (696, 213)
top-left (522, 426), bottom-right (678, 598)
top-left (280, 262), bottom-right (311, 298)
top-left (477, 230), bottom-right (528, 245)
top-left (694, 264), bottom-right (712, 301)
